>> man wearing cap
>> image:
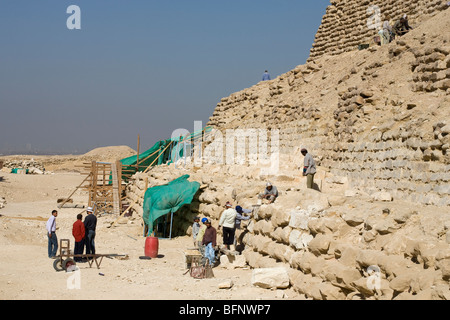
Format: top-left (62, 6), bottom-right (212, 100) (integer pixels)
top-left (301, 148), bottom-right (317, 189)
top-left (258, 182), bottom-right (278, 204)
top-left (83, 207), bottom-right (97, 258)
top-left (218, 202), bottom-right (237, 250)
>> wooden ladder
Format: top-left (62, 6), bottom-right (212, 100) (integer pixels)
top-left (110, 162), bottom-right (121, 215)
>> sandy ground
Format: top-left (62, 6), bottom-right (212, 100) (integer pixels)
top-left (0, 171), bottom-right (301, 301)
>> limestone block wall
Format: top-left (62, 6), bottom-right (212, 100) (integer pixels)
top-left (411, 45), bottom-right (450, 92)
top-left (241, 192), bottom-right (450, 299)
top-left (325, 84), bottom-right (450, 206)
top-left (308, 0), bottom-right (448, 62)
top-left (206, 8), bottom-right (450, 207)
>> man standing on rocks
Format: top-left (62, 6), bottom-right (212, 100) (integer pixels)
top-left (301, 148), bottom-right (317, 189)
top-left (84, 207), bottom-right (97, 258)
top-left (262, 70), bottom-right (271, 81)
top-left (234, 206), bottom-right (251, 251)
top-left (46, 210), bottom-right (58, 258)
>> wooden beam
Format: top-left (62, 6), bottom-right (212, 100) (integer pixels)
top-left (143, 140), bottom-right (174, 173)
top-left (136, 134), bottom-right (140, 173)
top-left (109, 189), bottom-right (146, 228)
top-left (58, 173), bottom-right (92, 208)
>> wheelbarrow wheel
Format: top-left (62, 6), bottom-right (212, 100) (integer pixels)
top-left (53, 258), bottom-right (64, 272)
top-left (63, 258), bottom-right (76, 271)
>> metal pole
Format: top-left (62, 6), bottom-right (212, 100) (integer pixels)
top-left (169, 211), bottom-right (174, 240)
top-left (184, 141), bottom-right (187, 167)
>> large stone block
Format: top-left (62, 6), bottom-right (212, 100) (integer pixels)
top-left (289, 209), bottom-right (313, 230)
top-left (289, 229), bottom-right (313, 250)
top-left (308, 234), bottom-right (333, 256)
top-left (251, 267), bottom-right (290, 289)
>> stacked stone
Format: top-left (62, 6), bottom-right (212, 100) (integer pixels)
top-left (308, 0), bottom-right (448, 62)
top-left (333, 86), bottom-right (374, 138)
top-left (320, 117), bottom-right (450, 206)
top-left (411, 46), bottom-right (450, 92)
top-left (240, 193), bottom-right (450, 299)
top-left (123, 161), bottom-right (450, 299)
top-left (3, 160), bottom-right (46, 173)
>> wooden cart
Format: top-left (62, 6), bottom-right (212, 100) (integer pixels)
top-left (53, 239), bottom-right (126, 272)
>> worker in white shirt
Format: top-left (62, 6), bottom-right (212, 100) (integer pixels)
top-left (218, 202), bottom-right (237, 250)
top-left (46, 210), bottom-right (58, 258)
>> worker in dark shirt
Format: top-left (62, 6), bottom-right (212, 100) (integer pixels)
top-left (393, 15), bottom-right (412, 37)
top-left (84, 207), bottom-right (97, 258)
top-left (201, 219), bottom-right (217, 266)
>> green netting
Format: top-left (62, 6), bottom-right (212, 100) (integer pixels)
top-left (120, 127), bottom-right (212, 181)
top-left (142, 175), bottom-right (200, 236)
top-left (121, 139), bottom-right (170, 168)
top-left (119, 139), bottom-right (176, 182)
top-left (119, 127), bottom-right (212, 181)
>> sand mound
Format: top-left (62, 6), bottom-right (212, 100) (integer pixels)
top-left (82, 146), bottom-right (136, 162)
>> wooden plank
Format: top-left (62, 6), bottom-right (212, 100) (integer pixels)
top-left (136, 134), bottom-right (140, 173)
top-left (111, 162), bottom-right (120, 215)
top-left (143, 140), bottom-right (174, 173)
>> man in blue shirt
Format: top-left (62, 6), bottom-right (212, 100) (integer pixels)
top-left (234, 206), bottom-right (252, 252)
top-left (262, 70), bottom-right (271, 81)
top-left (84, 207), bottom-right (97, 258)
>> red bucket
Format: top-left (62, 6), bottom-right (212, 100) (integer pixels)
top-left (144, 237), bottom-right (159, 258)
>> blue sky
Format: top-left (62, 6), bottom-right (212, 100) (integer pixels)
top-left (0, 0), bottom-right (328, 154)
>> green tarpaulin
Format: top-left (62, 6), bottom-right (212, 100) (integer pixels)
top-left (143, 175), bottom-right (200, 236)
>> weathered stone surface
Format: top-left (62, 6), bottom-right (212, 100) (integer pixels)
top-left (218, 279), bottom-right (234, 289)
top-left (371, 191), bottom-right (393, 202)
top-left (289, 209), bottom-right (313, 230)
top-left (219, 254), bottom-right (247, 269)
top-left (289, 230), bottom-right (313, 250)
top-left (308, 234), bottom-right (332, 256)
top-left (251, 267), bottom-right (290, 289)
top-left (343, 212), bottom-right (365, 226)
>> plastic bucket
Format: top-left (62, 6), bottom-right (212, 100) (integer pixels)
top-left (144, 237), bottom-right (159, 258)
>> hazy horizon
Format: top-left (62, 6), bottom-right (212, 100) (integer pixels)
top-left (0, 1), bottom-right (328, 156)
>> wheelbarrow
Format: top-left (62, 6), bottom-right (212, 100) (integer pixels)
top-left (184, 248), bottom-right (203, 269)
top-left (53, 239), bottom-right (126, 272)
